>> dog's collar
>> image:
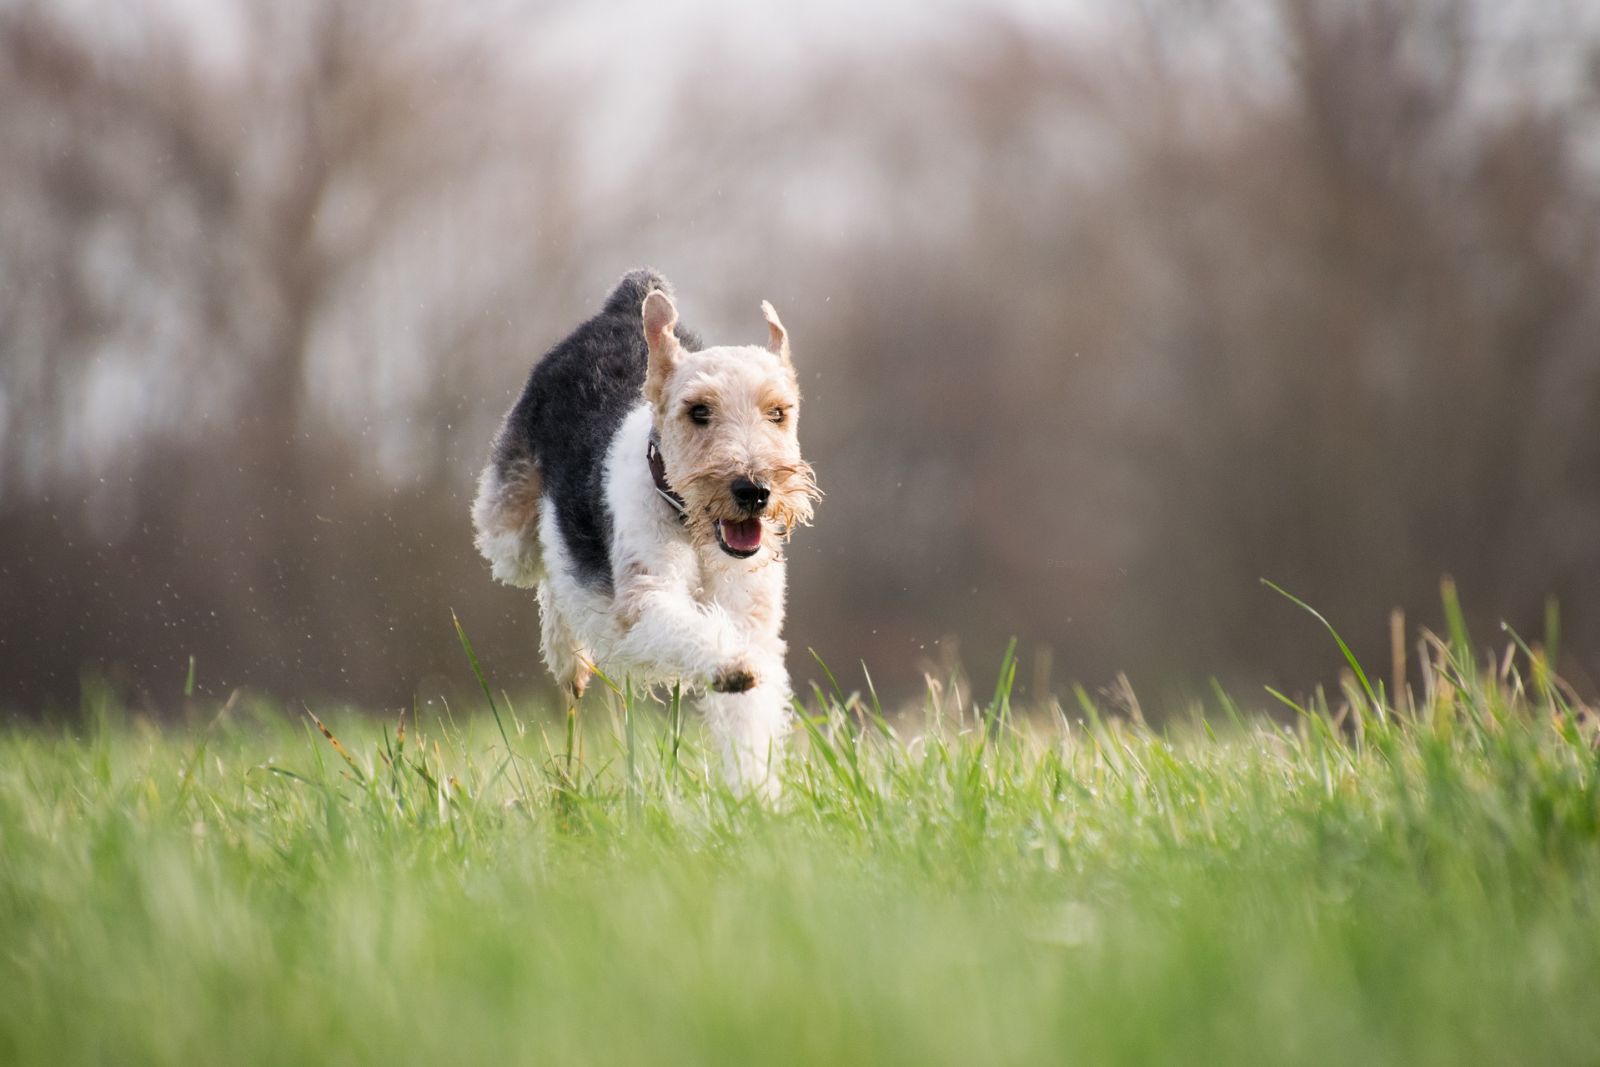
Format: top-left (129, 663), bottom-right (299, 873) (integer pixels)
top-left (647, 431), bottom-right (688, 523)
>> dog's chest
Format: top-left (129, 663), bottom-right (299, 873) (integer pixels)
top-left (702, 554), bottom-right (782, 633)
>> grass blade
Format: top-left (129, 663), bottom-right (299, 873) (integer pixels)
top-left (451, 609), bottom-right (531, 811)
top-left (1262, 579), bottom-right (1379, 712)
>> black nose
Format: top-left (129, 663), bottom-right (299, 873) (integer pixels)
top-left (731, 477), bottom-right (770, 513)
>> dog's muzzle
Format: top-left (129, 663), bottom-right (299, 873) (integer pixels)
top-left (716, 477), bottom-right (768, 558)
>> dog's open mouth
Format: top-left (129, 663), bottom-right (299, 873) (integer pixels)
top-left (714, 518), bottom-right (762, 558)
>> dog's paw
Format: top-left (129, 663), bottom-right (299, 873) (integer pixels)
top-left (711, 662), bottom-right (758, 694)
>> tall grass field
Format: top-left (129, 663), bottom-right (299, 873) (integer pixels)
top-left (2, 589), bottom-right (1598, 1065)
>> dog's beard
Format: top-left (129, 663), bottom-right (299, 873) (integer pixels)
top-left (676, 461), bottom-right (820, 560)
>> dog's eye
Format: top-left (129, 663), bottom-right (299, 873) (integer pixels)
top-left (768, 407), bottom-right (787, 424)
top-left (688, 404), bottom-right (712, 425)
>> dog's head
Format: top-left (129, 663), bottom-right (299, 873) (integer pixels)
top-left (642, 290), bottom-right (819, 560)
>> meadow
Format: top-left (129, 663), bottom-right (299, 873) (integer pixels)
top-left (2, 590), bottom-right (1598, 1065)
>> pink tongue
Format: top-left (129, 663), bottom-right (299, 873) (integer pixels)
top-left (721, 518), bottom-right (762, 552)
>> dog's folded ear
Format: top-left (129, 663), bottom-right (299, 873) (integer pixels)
top-left (761, 300), bottom-right (791, 368)
top-left (643, 290), bottom-right (682, 404)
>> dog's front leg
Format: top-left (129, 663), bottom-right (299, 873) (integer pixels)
top-left (700, 647), bottom-right (790, 799)
top-left (610, 577), bottom-right (756, 692)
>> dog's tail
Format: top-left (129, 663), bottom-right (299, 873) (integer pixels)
top-left (602, 268), bottom-right (674, 315)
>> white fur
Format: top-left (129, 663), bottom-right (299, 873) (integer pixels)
top-left (471, 464), bottom-right (541, 589)
top-left (539, 405), bottom-right (792, 798)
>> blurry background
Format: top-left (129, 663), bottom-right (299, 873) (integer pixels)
top-left (3, 0), bottom-right (1598, 717)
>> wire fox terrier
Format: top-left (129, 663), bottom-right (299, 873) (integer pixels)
top-left (473, 270), bottom-right (819, 796)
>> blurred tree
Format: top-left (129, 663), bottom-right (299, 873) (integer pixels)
top-left (0, 0), bottom-right (583, 708)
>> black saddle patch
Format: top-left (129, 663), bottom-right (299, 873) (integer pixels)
top-left (486, 269), bottom-right (702, 593)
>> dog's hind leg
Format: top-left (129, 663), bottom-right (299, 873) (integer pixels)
top-left (537, 579), bottom-right (594, 699)
top-left (472, 455), bottom-right (543, 589)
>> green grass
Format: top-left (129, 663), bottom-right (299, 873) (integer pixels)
top-left (2, 603), bottom-right (1598, 1065)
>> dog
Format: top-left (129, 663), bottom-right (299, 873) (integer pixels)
top-left (472, 270), bottom-right (819, 797)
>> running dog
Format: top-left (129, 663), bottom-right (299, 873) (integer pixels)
top-left (472, 270), bottom-right (819, 797)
